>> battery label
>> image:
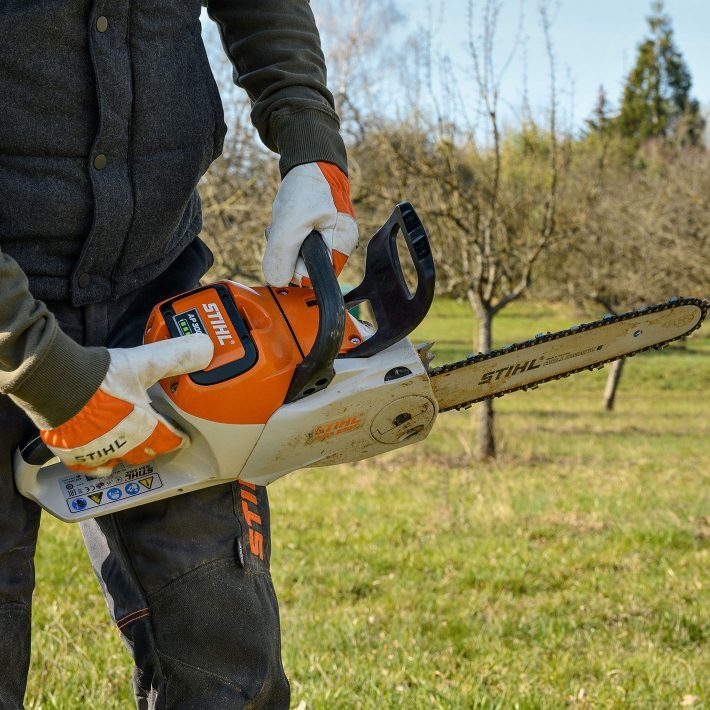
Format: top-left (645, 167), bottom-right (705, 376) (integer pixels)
top-left (173, 308), bottom-right (206, 337)
top-left (60, 462), bottom-right (163, 514)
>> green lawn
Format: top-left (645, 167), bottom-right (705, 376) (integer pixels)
top-left (28, 299), bottom-right (709, 708)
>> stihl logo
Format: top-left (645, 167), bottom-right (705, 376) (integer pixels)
top-left (73, 439), bottom-right (127, 463)
top-left (479, 358), bottom-right (542, 385)
top-left (238, 480), bottom-right (264, 560)
top-left (202, 303), bottom-right (236, 345)
top-left (312, 416), bottom-right (363, 442)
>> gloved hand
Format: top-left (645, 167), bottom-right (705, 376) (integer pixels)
top-left (263, 161), bottom-right (358, 286)
top-left (40, 334), bottom-right (214, 476)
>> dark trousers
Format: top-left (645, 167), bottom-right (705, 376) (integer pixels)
top-left (0, 239), bottom-right (290, 709)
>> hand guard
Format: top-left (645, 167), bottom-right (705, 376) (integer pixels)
top-left (39, 334), bottom-right (214, 476)
top-left (263, 161), bottom-right (358, 287)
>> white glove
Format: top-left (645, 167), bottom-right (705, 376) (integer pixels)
top-left (263, 161), bottom-right (358, 286)
top-left (40, 334), bottom-right (214, 476)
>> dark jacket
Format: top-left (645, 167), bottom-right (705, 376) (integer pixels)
top-left (0, 0), bottom-right (347, 427)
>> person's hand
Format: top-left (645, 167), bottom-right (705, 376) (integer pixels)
top-left (40, 335), bottom-right (214, 476)
top-left (263, 162), bottom-right (358, 286)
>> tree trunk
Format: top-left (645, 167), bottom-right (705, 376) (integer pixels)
top-left (603, 357), bottom-right (625, 411)
top-left (477, 309), bottom-right (496, 459)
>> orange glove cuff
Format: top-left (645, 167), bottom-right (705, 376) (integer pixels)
top-left (317, 162), bottom-right (356, 219)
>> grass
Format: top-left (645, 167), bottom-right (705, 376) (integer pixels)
top-left (27, 298), bottom-right (709, 708)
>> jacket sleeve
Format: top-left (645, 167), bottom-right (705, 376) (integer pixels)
top-left (205, 0), bottom-right (348, 178)
top-left (0, 251), bottom-right (109, 429)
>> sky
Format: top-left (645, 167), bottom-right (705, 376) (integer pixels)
top-left (202, 0), bottom-right (710, 134)
top-left (396, 0), bottom-right (710, 129)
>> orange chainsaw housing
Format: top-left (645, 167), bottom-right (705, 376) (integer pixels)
top-left (143, 281), bottom-right (362, 425)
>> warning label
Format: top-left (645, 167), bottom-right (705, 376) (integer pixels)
top-left (60, 462), bottom-right (163, 514)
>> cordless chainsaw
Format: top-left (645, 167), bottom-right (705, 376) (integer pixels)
top-left (15, 204), bottom-right (708, 522)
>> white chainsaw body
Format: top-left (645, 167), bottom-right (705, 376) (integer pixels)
top-left (14, 338), bottom-right (438, 522)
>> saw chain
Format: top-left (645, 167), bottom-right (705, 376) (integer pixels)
top-left (429, 297), bottom-right (708, 412)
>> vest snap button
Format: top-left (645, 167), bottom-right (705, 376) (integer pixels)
top-left (94, 153), bottom-right (107, 170)
top-left (78, 273), bottom-right (91, 288)
top-left (96, 16), bottom-right (108, 33)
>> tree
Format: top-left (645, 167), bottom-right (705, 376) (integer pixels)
top-left (584, 86), bottom-right (612, 136)
top-left (199, 124), bottom-right (279, 284)
top-left (445, 0), bottom-right (564, 459)
top-left (353, 0), bottom-right (575, 460)
top-left (548, 147), bottom-right (710, 410)
top-left (560, 1), bottom-right (707, 410)
top-left (612, 1), bottom-right (705, 150)
top-left (198, 14), bottom-right (278, 284)
top-left (314, 0), bottom-right (402, 128)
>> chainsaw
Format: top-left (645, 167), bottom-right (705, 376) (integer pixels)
top-left (14, 203), bottom-right (708, 522)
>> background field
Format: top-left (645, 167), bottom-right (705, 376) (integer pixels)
top-left (27, 299), bottom-right (709, 708)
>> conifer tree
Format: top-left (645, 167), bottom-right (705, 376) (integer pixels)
top-left (614, 1), bottom-right (704, 148)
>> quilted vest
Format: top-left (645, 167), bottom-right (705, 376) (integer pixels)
top-left (0, 0), bottom-right (226, 305)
